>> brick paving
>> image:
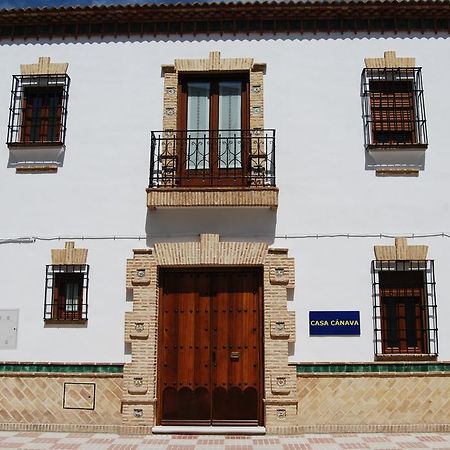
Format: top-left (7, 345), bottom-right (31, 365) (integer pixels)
top-left (0, 432), bottom-right (448, 450)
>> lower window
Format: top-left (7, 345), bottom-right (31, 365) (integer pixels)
top-left (371, 260), bottom-right (438, 357)
top-left (45, 265), bottom-right (89, 321)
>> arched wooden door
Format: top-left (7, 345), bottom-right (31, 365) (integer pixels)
top-left (157, 269), bottom-right (263, 426)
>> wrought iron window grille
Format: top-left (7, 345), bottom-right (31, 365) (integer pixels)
top-left (361, 67), bottom-right (428, 149)
top-left (44, 264), bottom-right (89, 322)
top-left (7, 74), bottom-right (70, 146)
top-left (149, 129), bottom-right (275, 188)
top-left (371, 260), bottom-right (438, 357)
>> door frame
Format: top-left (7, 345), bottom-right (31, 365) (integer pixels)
top-left (156, 267), bottom-right (265, 426)
top-left (122, 234), bottom-right (298, 431)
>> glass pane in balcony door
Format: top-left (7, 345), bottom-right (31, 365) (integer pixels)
top-left (187, 82), bottom-right (210, 170)
top-left (218, 81), bottom-right (241, 169)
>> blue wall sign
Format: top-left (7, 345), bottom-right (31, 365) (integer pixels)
top-left (309, 311), bottom-right (361, 336)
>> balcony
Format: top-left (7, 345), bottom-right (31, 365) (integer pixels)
top-left (147, 129), bottom-right (278, 209)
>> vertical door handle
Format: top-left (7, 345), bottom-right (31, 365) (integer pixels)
top-left (212, 351), bottom-right (216, 366)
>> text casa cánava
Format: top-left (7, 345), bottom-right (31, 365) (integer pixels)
top-left (310, 320), bottom-right (360, 326)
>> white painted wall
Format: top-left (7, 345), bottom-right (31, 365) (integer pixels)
top-left (0, 33), bottom-right (449, 363)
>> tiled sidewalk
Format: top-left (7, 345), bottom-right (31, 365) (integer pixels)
top-left (0, 431), bottom-right (448, 450)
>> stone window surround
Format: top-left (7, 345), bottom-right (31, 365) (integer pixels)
top-left (363, 50), bottom-right (426, 178)
top-left (46, 241), bottom-right (89, 323)
top-left (8, 56), bottom-right (70, 174)
top-left (122, 233), bottom-right (297, 432)
top-left (147, 51), bottom-right (278, 209)
top-left (373, 237), bottom-right (437, 361)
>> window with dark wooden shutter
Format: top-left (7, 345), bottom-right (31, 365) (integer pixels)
top-left (53, 273), bottom-right (84, 321)
top-left (379, 270), bottom-right (426, 354)
top-left (7, 74), bottom-right (70, 147)
top-left (371, 260), bottom-right (438, 359)
top-left (369, 79), bottom-right (416, 145)
top-left (361, 67), bottom-right (428, 150)
top-left (22, 87), bottom-right (63, 144)
top-left (45, 264), bottom-right (89, 322)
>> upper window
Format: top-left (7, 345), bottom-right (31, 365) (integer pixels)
top-left (371, 260), bottom-right (437, 358)
top-left (361, 67), bottom-right (428, 150)
top-left (7, 73), bottom-right (70, 146)
top-left (176, 75), bottom-right (250, 186)
top-left (45, 264), bottom-right (89, 322)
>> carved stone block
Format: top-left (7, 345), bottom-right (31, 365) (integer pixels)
top-left (131, 267), bottom-right (151, 286)
top-left (127, 376), bottom-right (148, 395)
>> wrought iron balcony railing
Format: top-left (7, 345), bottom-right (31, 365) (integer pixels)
top-left (149, 129), bottom-right (275, 188)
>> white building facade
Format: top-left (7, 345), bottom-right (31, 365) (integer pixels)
top-left (0, 1), bottom-right (449, 433)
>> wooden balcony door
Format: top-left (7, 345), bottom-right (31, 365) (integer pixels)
top-left (158, 269), bottom-right (263, 426)
top-left (178, 77), bottom-right (249, 186)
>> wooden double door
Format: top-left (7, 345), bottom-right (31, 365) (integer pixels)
top-left (157, 269), bottom-right (263, 426)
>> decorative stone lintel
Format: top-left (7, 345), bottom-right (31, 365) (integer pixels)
top-left (374, 237), bottom-right (428, 261)
top-left (51, 241), bottom-right (88, 265)
top-left (170, 51), bottom-right (265, 73)
top-left (154, 233), bottom-right (267, 267)
top-left (364, 50), bottom-right (415, 68)
top-left (21, 56), bottom-right (68, 75)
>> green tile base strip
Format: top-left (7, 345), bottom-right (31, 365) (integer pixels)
top-left (295, 362), bottom-right (450, 374)
top-left (0, 363), bottom-right (124, 374)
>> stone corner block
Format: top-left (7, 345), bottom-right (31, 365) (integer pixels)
top-left (127, 259), bottom-right (152, 288)
top-left (265, 402), bottom-right (298, 428)
top-left (269, 257), bottom-right (295, 288)
top-left (270, 312), bottom-right (295, 341)
top-left (125, 312), bottom-right (150, 341)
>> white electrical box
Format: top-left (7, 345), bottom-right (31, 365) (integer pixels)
top-left (0, 310), bottom-right (18, 350)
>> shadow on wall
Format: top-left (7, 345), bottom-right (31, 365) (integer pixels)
top-left (145, 208), bottom-right (277, 247)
